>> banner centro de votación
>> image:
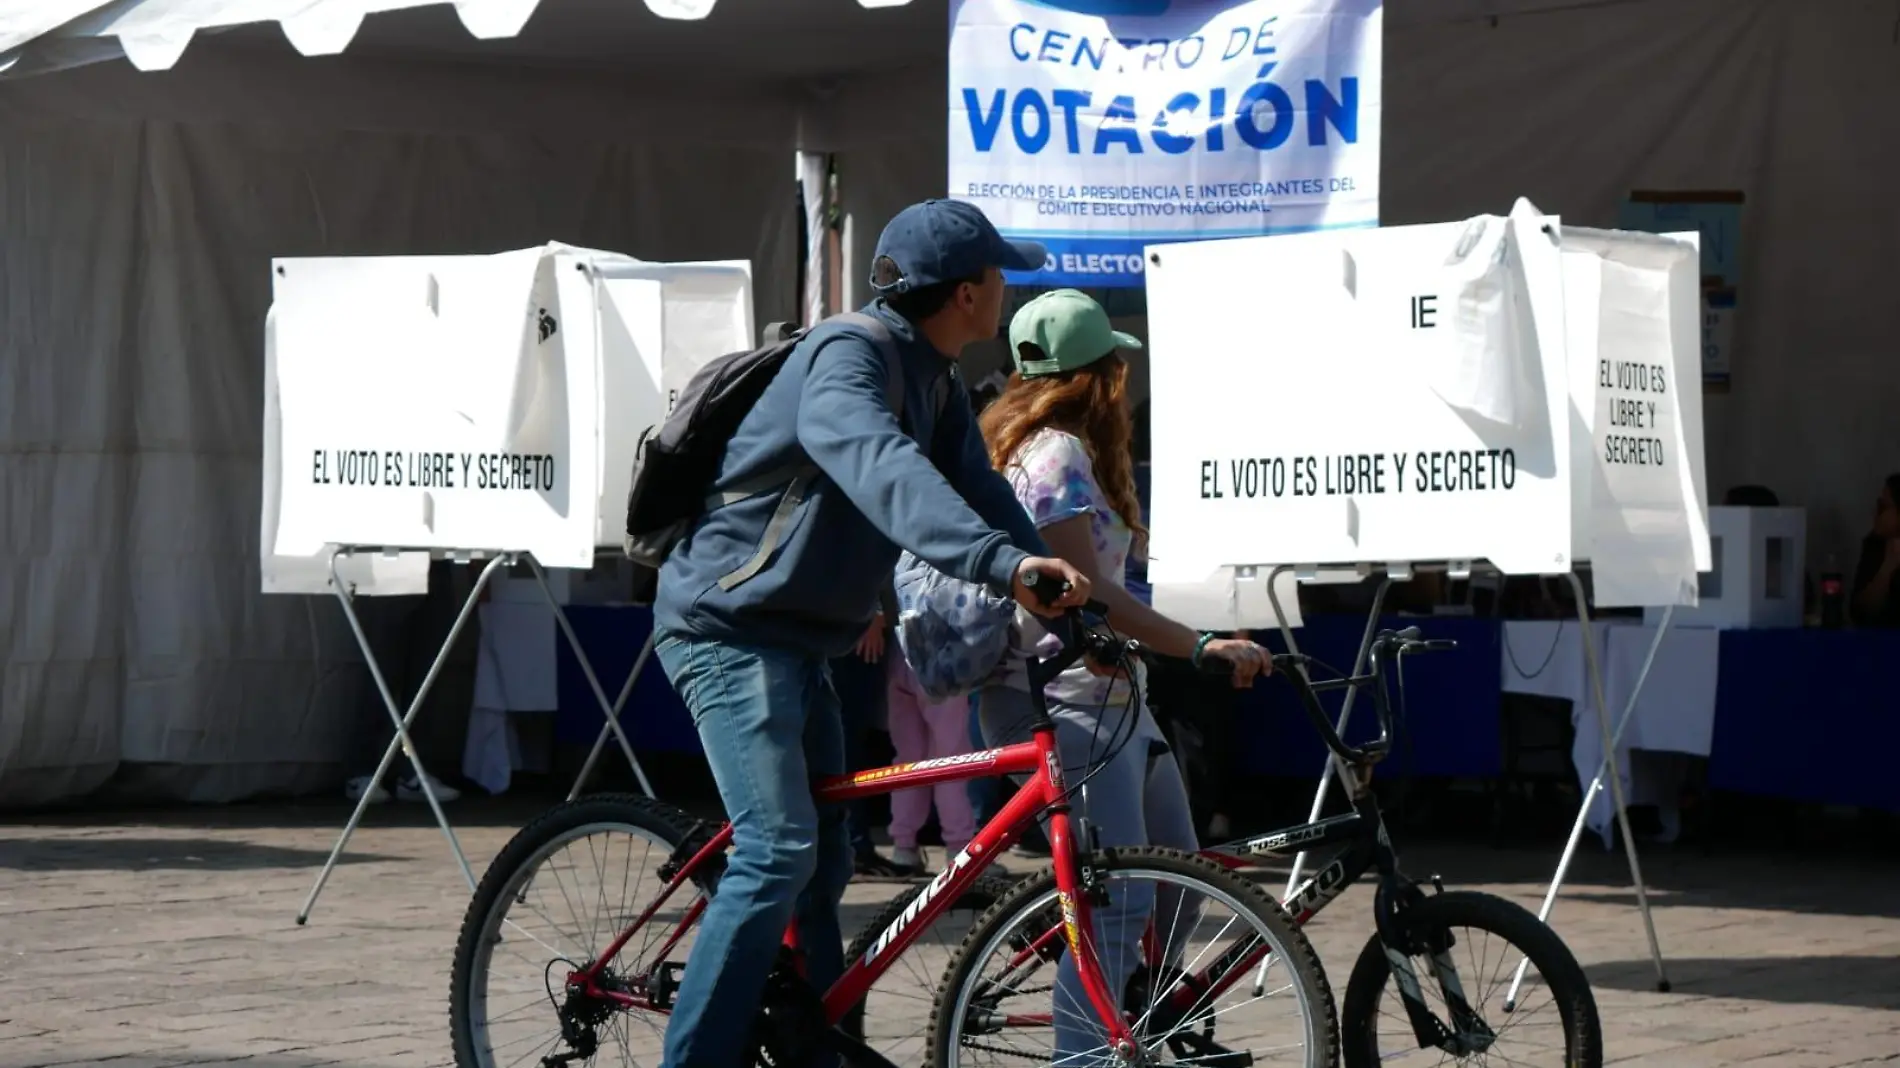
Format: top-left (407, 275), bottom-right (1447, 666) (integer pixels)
top-left (949, 0), bottom-right (1384, 289)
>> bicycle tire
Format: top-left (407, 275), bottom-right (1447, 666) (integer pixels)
top-left (839, 872), bottom-right (1024, 1064)
top-left (448, 794), bottom-right (722, 1068)
top-left (1339, 889), bottom-right (1602, 1068)
top-left (927, 846), bottom-right (1338, 1068)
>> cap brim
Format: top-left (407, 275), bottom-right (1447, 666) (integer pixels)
top-left (997, 238), bottom-right (1048, 272)
top-left (1112, 330), bottom-right (1144, 350)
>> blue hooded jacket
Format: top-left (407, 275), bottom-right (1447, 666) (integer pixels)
top-left (653, 301), bottom-right (1048, 657)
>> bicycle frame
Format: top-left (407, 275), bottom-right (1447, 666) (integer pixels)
top-left (570, 671), bottom-right (1140, 1065)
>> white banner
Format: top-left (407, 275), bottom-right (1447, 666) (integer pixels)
top-left (1145, 201), bottom-right (1709, 607)
top-left (262, 245), bottom-right (753, 591)
top-left (949, 0), bottom-right (1383, 289)
top-left (1146, 209), bottom-right (1574, 578)
top-left (1562, 226), bottom-right (1710, 607)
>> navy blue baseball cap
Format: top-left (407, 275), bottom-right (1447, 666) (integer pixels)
top-left (870, 199), bottom-right (1047, 294)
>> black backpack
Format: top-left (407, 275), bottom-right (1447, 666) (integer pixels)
top-left (623, 311), bottom-right (923, 606)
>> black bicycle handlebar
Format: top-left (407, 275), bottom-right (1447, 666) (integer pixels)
top-left (1018, 570), bottom-right (1124, 694)
top-left (1201, 627), bottom-right (1458, 767)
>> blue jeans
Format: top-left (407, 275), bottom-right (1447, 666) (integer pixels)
top-left (654, 632), bottom-right (853, 1068)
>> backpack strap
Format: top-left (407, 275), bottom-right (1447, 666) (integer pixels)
top-left (712, 312), bottom-right (912, 592)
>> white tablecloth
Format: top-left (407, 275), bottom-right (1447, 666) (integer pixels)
top-left (462, 596), bottom-right (559, 795)
top-left (1500, 620), bottom-right (1719, 843)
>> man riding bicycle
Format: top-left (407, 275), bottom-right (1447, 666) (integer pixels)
top-left (651, 198), bottom-right (1090, 1068)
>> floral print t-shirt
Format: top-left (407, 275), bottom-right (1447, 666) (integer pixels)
top-left (996, 428), bottom-right (1148, 720)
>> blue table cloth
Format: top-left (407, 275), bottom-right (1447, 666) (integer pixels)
top-left (553, 602), bottom-right (1502, 777)
top-left (1238, 615), bottom-right (1503, 780)
top-left (552, 601), bottom-right (1899, 811)
top-left (1709, 627), bottom-right (1900, 812)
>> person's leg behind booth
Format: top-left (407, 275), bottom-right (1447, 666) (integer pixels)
top-left (922, 693), bottom-right (978, 857)
top-left (885, 658), bottom-right (935, 873)
top-left (829, 641), bottom-right (908, 877)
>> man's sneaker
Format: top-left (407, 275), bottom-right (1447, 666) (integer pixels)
top-left (396, 772), bottom-right (461, 803)
top-left (344, 776), bottom-right (391, 805)
top-left (890, 846), bottom-right (928, 872)
top-left (854, 849), bottom-right (922, 881)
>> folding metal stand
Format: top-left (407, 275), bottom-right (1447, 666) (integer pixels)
top-left (565, 630), bottom-right (658, 801)
top-left (1265, 562), bottom-right (1671, 997)
top-left (297, 547), bottom-right (654, 925)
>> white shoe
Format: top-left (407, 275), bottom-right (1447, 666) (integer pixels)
top-left (344, 776), bottom-right (391, 805)
top-left (397, 772), bottom-right (461, 803)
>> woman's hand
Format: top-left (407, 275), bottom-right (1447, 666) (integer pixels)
top-left (1203, 637), bottom-right (1273, 688)
top-left (854, 614), bottom-right (886, 663)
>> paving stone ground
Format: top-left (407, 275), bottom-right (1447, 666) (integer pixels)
top-left (2, 797), bottom-right (1897, 1067)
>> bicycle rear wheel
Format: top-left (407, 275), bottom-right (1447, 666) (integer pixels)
top-left (930, 846), bottom-right (1337, 1068)
top-left (448, 794), bottom-right (721, 1068)
top-left (1339, 889), bottom-right (1602, 1067)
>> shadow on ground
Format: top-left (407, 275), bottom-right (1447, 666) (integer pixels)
top-left (0, 836), bottom-right (397, 872)
top-left (1588, 954), bottom-right (1900, 1011)
top-left (1397, 838), bottom-right (1900, 922)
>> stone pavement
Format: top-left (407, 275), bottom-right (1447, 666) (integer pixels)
top-left (2, 798), bottom-right (1898, 1067)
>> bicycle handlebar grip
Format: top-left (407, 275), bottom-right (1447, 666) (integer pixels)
top-left (1019, 568), bottom-right (1070, 608)
top-left (1197, 652), bottom-right (1235, 676)
top-left (1392, 625), bottom-right (1423, 642)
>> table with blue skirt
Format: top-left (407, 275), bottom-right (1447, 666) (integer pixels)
top-left (553, 607), bottom-right (1900, 812)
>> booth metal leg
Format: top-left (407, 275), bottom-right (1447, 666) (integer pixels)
top-left (1275, 571), bottom-right (1394, 899)
top-left (1507, 579), bottom-right (1672, 998)
top-left (297, 550), bottom-right (510, 925)
top-left (518, 555), bottom-right (657, 801)
top-left (566, 631), bottom-right (656, 802)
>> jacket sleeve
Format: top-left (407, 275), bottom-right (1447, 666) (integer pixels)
top-left (939, 386), bottom-right (1050, 556)
top-left (796, 337), bottom-right (1027, 590)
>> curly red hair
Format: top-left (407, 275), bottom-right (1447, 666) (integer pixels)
top-left (979, 353), bottom-right (1148, 555)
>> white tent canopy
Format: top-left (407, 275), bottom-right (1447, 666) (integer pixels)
top-left (3, 0), bottom-right (1896, 806)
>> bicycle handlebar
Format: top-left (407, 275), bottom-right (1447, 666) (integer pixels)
top-left (1020, 569), bottom-right (1458, 769)
top-left (1200, 625), bottom-right (1458, 768)
top-left (1018, 569), bottom-right (1126, 696)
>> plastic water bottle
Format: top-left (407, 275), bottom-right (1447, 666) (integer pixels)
top-left (1820, 554), bottom-right (1846, 629)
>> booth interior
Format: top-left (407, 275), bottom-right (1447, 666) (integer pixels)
top-left (6, 0), bottom-right (1900, 848)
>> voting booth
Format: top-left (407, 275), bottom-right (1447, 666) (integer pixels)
top-left (262, 242), bottom-right (753, 921)
top-left (1144, 198), bottom-right (1710, 994)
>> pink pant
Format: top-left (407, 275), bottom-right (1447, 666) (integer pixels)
top-left (886, 657), bottom-right (977, 854)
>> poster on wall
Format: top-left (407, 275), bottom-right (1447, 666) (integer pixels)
top-left (1617, 190), bottom-right (1742, 390)
top-left (949, 0), bottom-right (1383, 290)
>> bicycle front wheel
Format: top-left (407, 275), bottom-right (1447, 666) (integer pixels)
top-left (929, 846), bottom-right (1337, 1068)
top-left (1339, 889), bottom-right (1602, 1067)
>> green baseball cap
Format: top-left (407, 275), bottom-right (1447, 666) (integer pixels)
top-left (1008, 289), bottom-right (1143, 378)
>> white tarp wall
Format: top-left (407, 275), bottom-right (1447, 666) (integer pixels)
top-left (0, 46), bottom-right (797, 805)
top-left (4, 0), bottom-right (1898, 805)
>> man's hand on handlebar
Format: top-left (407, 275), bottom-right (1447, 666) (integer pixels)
top-left (1200, 637), bottom-right (1273, 688)
top-left (1012, 558), bottom-right (1092, 617)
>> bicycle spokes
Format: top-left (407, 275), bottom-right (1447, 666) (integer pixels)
top-left (944, 867), bottom-right (1320, 1067)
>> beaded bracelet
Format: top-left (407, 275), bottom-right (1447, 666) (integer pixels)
top-left (1190, 631), bottom-right (1216, 668)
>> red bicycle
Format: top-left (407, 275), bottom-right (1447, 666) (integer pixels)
top-left (448, 578), bottom-right (1336, 1068)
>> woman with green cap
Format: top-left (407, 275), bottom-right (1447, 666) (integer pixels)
top-left (976, 288), bottom-right (1273, 1061)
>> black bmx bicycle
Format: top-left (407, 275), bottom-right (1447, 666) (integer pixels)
top-left (850, 626), bottom-right (1604, 1067)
